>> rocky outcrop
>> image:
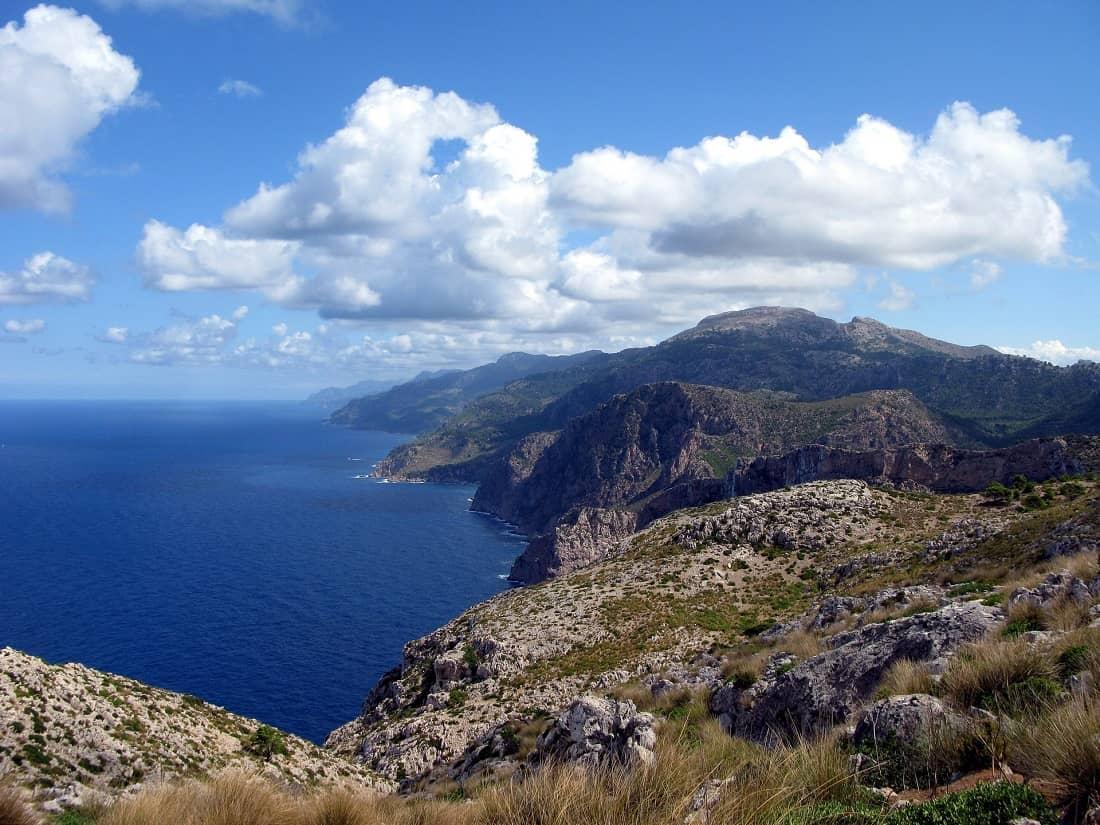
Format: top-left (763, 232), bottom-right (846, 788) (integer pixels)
top-left (533, 697), bottom-right (657, 768)
top-left (509, 507), bottom-right (639, 583)
top-left (731, 436), bottom-right (1100, 497)
top-left (0, 648), bottom-right (391, 811)
top-left (711, 602), bottom-right (1002, 744)
top-left (851, 694), bottom-right (972, 750)
top-left (675, 479), bottom-right (885, 552)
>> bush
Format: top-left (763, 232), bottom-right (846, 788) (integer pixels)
top-left (244, 724), bottom-right (288, 761)
top-left (1002, 602), bottom-right (1046, 637)
top-left (884, 781), bottom-right (1055, 825)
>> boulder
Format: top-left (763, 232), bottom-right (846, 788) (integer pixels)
top-left (534, 696), bottom-right (657, 768)
top-left (851, 694), bottom-right (971, 749)
top-left (1009, 570), bottom-right (1100, 608)
top-left (722, 601), bottom-right (1001, 744)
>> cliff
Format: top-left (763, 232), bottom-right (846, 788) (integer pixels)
top-left (731, 434), bottom-right (1100, 496)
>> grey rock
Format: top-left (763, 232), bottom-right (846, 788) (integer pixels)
top-left (851, 694), bottom-right (971, 749)
top-left (722, 601), bottom-right (1001, 743)
top-left (534, 696), bottom-right (657, 768)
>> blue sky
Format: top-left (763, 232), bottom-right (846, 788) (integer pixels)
top-left (1, 0), bottom-right (1098, 399)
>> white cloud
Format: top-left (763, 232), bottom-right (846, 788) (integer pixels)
top-left (137, 220), bottom-right (300, 294)
top-left (0, 5), bottom-right (140, 212)
top-left (997, 340), bottom-right (1100, 366)
top-left (553, 103), bottom-right (1087, 270)
top-left (877, 279), bottom-right (916, 312)
top-left (99, 325), bottom-right (128, 342)
top-left (134, 84), bottom-right (1090, 369)
top-left (0, 252), bottom-right (94, 304)
top-left (3, 318), bottom-right (46, 334)
top-left (218, 78), bottom-right (261, 98)
top-left (97, 0), bottom-right (306, 25)
top-left (128, 310), bottom-right (245, 364)
top-left (970, 259), bottom-right (1003, 290)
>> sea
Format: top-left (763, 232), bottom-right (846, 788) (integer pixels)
top-left (0, 400), bottom-right (525, 743)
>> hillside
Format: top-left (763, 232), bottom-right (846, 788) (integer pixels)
top-left (0, 648), bottom-right (391, 812)
top-left (374, 307), bottom-right (1100, 481)
top-left (327, 471), bottom-right (1100, 804)
top-left (472, 384), bottom-right (953, 535)
top-left (329, 350), bottom-right (607, 434)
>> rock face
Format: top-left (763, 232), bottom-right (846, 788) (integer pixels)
top-left (484, 384), bottom-right (950, 583)
top-left (0, 648), bottom-right (391, 810)
top-left (851, 694), bottom-right (971, 749)
top-left (533, 697), bottom-right (657, 768)
top-left (509, 507), bottom-right (640, 583)
top-left (711, 602), bottom-right (1002, 744)
top-left (731, 436), bottom-right (1099, 497)
top-left (477, 383), bottom-right (950, 537)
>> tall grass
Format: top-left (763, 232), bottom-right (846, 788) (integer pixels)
top-left (1008, 698), bottom-right (1100, 816)
top-left (0, 785), bottom-right (42, 825)
top-left (939, 638), bottom-right (1058, 712)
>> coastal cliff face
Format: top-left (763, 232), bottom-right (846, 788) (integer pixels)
top-left (474, 384), bottom-right (953, 583)
top-left (731, 435), bottom-right (1100, 496)
top-left (472, 383), bottom-right (952, 537)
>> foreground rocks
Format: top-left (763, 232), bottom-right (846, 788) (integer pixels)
top-left (533, 697), bottom-right (657, 768)
top-left (0, 648), bottom-right (391, 811)
top-left (712, 601), bottom-right (1002, 743)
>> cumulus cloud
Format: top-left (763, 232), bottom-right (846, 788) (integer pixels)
top-left (127, 307), bottom-right (248, 364)
top-left (553, 104), bottom-right (1087, 269)
top-left (134, 83), bottom-right (1090, 367)
top-left (137, 220), bottom-right (300, 294)
top-left (97, 0), bottom-right (306, 24)
top-left (0, 252), bottom-right (94, 304)
top-left (0, 5), bottom-right (140, 212)
top-left (218, 78), bottom-right (261, 98)
top-left (998, 340), bottom-right (1100, 366)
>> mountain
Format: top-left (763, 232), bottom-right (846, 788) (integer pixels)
top-left (471, 383), bottom-right (954, 536)
top-left (305, 378), bottom-right (398, 410)
top-left (329, 350), bottom-right (607, 434)
top-left (375, 307), bottom-right (1100, 480)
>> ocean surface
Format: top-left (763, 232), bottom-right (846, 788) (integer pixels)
top-left (0, 400), bottom-right (525, 743)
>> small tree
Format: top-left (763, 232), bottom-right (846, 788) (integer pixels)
top-left (983, 481), bottom-right (1014, 505)
top-left (245, 725), bottom-right (287, 761)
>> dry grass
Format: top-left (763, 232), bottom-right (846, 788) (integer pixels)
top-left (81, 723), bottom-right (869, 825)
top-left (1009, 698), bottom-right (1100, 814)
top-left (939, 638), bottom-right (1058, 711)
top-left (875, 659), bottom-right (934, 698)
top-left (772, 630), bottom-right (825, 660)
top-left (0, 785), bottom-right (42, 825)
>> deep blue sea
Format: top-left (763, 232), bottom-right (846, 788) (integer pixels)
top-left (0, 401), bottom-right (524, 743)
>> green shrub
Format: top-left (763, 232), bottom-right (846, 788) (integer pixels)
top-left (55, 812), bottom-right (97, 825)
top-left (884, 781), bottom-right (1055, 825)
top-left (1058, 643), bottom-right (1092, 679)
top-left (243, 724), bottom-right (287, 761)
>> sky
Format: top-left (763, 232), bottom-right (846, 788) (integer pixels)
top-left (0, 0), bottom-right (1098, 399)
